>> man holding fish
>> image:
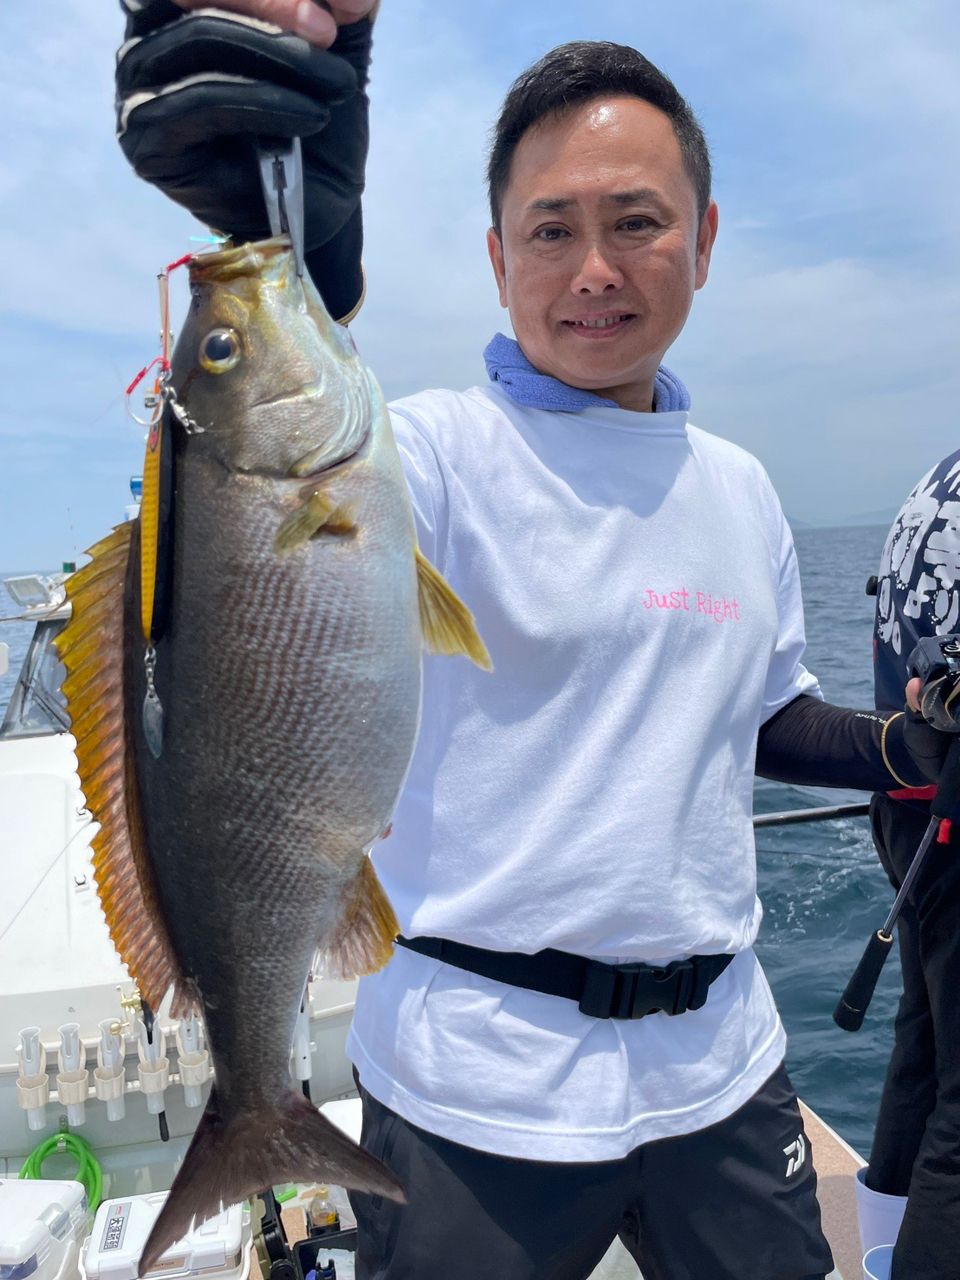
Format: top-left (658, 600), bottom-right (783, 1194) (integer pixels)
top-left (108, 3), bottom-right (955, 1277)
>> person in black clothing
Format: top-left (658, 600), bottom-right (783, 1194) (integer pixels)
top-left (856, 449), bottom-right (960, 1280)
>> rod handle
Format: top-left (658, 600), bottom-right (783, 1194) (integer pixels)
top-left (833, 930), bottom-right (895, 1031)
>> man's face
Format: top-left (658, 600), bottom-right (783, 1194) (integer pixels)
top-left (487, 95), bottom-right (718, 412)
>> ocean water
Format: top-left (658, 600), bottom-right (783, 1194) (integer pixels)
top-left (0, 524), bottom-right (899, 1155)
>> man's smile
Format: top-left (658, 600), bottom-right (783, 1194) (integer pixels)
top-left (561, 311), bottom-right (637, 336)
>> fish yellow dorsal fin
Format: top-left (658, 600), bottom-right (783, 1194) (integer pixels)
top-left (324, 857), bottom-right (399, 979)
top-left (415, 548), bottom-right (492, 670)
top-left (56, 524), bottom-right (190, 1015)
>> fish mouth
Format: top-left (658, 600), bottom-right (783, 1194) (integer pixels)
top-left (251, 383), bottom-right (325, 410)
top-left (189, 237), bottom-right (291, 283)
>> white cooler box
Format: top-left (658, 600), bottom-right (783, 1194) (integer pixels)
top-left (0, 1178), bottom-right (88, 1280)
top-left (82, 1194), bottom-right (249, 1280)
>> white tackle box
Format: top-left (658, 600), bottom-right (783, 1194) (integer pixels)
top-left (82, 1193), bottom-right (249, 1280)
top-left (0, 1178), bottom-right (88, 1280)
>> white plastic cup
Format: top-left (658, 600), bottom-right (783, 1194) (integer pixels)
top-left (863, 1243), bottom-right (894, 1280)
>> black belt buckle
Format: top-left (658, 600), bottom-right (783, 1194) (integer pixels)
top-left (578, 957), bottom-right (701, 1019)
top-left (658, 958), bottom-right (696, 1015)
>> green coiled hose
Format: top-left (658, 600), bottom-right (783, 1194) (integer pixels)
top-left (18, 1130), bottom-right (103, 1211)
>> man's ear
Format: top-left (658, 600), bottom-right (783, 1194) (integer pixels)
top-left (486, 227), bottom-right (508, 308)
top-left (695, 201), bottom-right (719, 291)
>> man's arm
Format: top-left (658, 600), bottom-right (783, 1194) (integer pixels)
top-left (756, 690), bottom-right (940, 793)
top-left (754, 454), bottom-right (951, 795)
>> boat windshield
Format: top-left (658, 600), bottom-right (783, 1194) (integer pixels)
top-left (0, 618), bottom-right (70, 739)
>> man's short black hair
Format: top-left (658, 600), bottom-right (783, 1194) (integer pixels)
top-left (487, 41), bottom-right (711, 232)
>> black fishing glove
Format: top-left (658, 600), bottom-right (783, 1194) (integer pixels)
top-left (897, 706), bottom-right (955, 785)
top-left (116, 0), bottom-right (372, 320)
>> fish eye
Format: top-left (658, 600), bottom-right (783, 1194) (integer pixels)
top-left (199, 327), bottom-right (241, 374)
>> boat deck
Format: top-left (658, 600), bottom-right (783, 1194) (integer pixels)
top-left (801, 1101), bottom-right (865, 1280)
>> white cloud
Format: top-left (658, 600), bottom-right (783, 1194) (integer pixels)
top-left (351, 61), bottom-right (509, 398)
top-left (673, 240), bottom-right (960, 521)
top-left (764, 0), bottom-right (960, 126)
top-left (0, 2), bottom-right (207, 342)
top-left (2, 0), bottom-right (960, 566)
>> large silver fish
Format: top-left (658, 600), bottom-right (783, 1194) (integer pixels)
top-left (56, 238), bottom-right (489, 1270)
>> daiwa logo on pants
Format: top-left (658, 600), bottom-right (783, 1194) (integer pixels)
top-left (784, 1133), bottom-right (807, 1177)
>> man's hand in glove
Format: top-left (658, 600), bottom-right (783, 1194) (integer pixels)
top-left (171, 2), bottom-right (377, 47)
top-left (901, 676), bottom-right (958, 787)
top-left (117, 0), bottom-right (377, 318)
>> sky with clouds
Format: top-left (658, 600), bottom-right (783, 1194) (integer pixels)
top-left (1, 0), bottom-right (958, 567)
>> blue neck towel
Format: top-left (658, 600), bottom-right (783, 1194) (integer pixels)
top-left (482, 332), bottom-right (690, 414)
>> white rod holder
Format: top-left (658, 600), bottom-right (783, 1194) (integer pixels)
top-left (176, 1015), bottom-right (210, 1108)
top-left (94, 1019), bottom-right (126, 1121)
top-left (137, 1017), bottom-right (169, 1116)
top-left (291, 989), bottom-right (312, 1085)
top-left (57, 1022), bottom-right (89, 1127)
top-left (16, 1027), bottom-right (48, 1131)
top-left (17, 1026), bottom-right (43, 1078)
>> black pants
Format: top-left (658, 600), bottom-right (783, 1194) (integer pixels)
top-left (349, 1063), bottom-right (832, 1280)
top-left (867, 794), bottom-right (960, 1279)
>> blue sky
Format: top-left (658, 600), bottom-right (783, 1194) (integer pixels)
top-left (2, 0), bottom-right (959, 566)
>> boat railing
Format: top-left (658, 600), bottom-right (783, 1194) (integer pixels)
top-left (753, 802), bottom-right (870, 829)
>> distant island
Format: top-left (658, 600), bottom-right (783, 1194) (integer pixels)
top-left (788, 507), bottom-right (897, 532)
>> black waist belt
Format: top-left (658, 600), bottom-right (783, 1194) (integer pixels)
top-left (396, 936), bottom-right (735, 1020)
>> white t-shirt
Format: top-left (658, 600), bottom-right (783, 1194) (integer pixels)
top-left (347, 384), bottom-right (820, 1161)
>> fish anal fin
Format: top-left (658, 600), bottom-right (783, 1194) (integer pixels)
top-left (415, 548), bottom-right (492, 671)
top-left (140, 1086), bottom-right (404, 1274)
top-left (55, 522), bottom-right (187, 1015)
top-left (275, 490), bottom-right (357, 552)
top-left (324, 857), bottom-right (400, 979)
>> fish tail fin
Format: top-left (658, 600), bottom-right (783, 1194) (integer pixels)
top-left (323, 857), bottom-right (400, 979)
top-left (139, 1085), bottom-right (403, 1273)
top-left (415, 547), bottom-right (492, 670)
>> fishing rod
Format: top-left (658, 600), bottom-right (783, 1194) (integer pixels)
top-left (834, 636), bottom-right (960, 1032)
top-left (753, 802), bottom-right (869, 829)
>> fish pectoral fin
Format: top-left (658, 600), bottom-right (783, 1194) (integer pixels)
top-left (323, 857), bottom-right (400, 979)
top-left (415, 548), bottom-right (492, 670)
top-left (323, 503), bottom-right (358, 535)
top-left (275, 490), bottom-right (357, 552)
